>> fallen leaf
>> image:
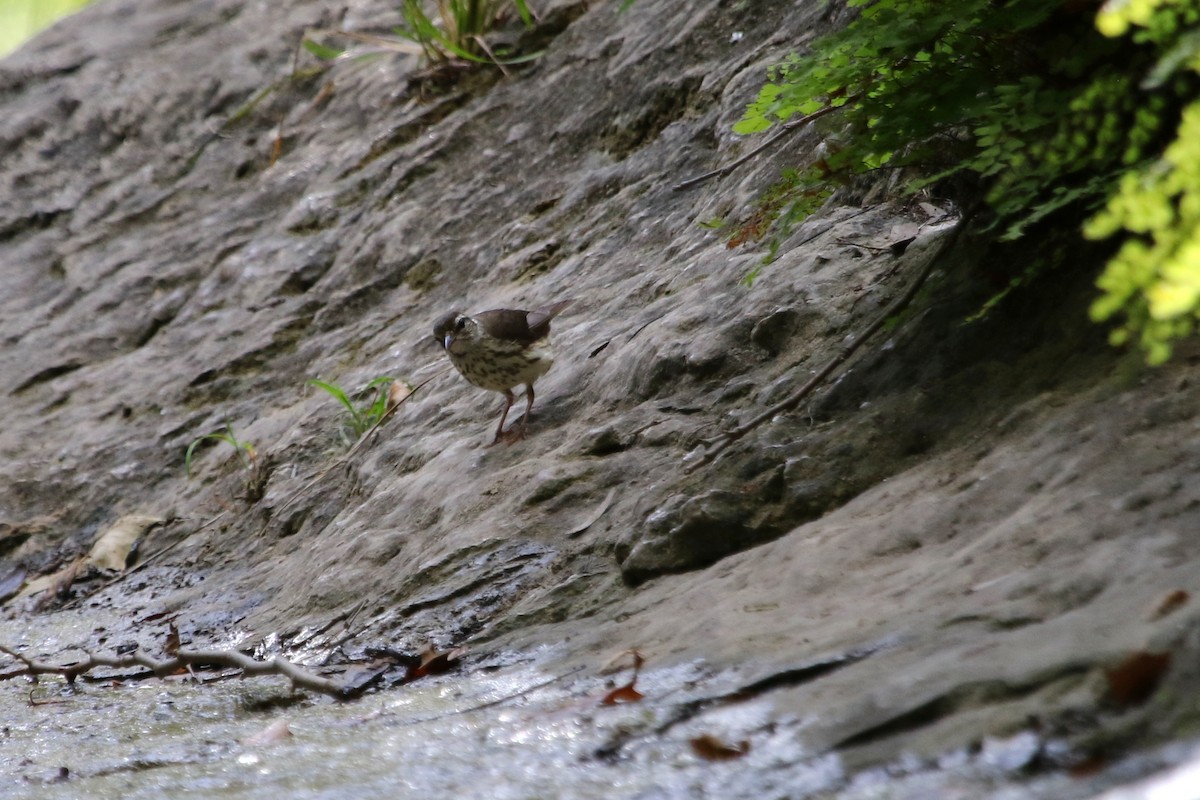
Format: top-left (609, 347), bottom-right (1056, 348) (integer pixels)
top-left (241, 719), bottom-right (293, 746)
top-left (690, 734), bottom-right (751, 761)
top-left (1106, 651), bottom-right (1171, 708)
top-left (404, 644), bottom-right (467, 682)
top-left (600, 681), bottom-right (644, 706)
top-left (1149, 589), bottom-right (1190, 620)
top-left (86, 514), bottom-right (164, 572)
top-left (387, 380), bottom-right (413, 410)
top-left (598, 648), bottom-right (646, 704)
top-left (566, 488), bottom-right (616, 538)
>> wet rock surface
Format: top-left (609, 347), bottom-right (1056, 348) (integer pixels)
top-left (2, 0), bottom-right (1200, 796)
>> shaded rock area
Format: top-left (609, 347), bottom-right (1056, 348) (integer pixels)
top-left (2, 0), bottom-right (1200, 796)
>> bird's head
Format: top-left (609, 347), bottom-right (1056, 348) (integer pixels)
top-left (432, 311), bottom-right (478, 354)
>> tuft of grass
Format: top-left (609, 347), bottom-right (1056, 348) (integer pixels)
top-left (310, 376), bottom-right (406, 444)
top-left (302, 0), bottom-right (542, 72)
top-left (395, 0), bottom-right (542, 68)
top-left (185, 423), bottom-right (256, 478)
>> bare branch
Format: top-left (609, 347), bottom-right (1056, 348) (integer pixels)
top-left (0, 644), bottom-right (359, 700)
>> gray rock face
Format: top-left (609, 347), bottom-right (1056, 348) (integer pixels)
top-left (3, 0), bottom-right (1200, 795)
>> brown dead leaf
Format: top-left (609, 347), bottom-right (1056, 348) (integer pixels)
top-left (387, 380), bottom-right (413, 410)
top-left (164, 622), bottom-right (181, 657)
top-left (1149, 589), bottom-right (1190, 620)
top-left (566, 488), bottom-right (616, 538)
top-left (86, 514), bottom-right (163, 572)
top-left (1105, 651), bottom-right (1171, 708)
top-left (600, 680), bottom-right (644, 706)
top-left (403, 644), bottom-right (466, 683)
top-left (241, 719), bottom-right (293, 746)
top-left (690, 734), bottom-right (750, 761)
top-left (598, 648), bottom-right (646, 704)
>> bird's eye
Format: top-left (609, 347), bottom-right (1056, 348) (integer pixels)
top-left (455, 317), bottom-right (467, 331)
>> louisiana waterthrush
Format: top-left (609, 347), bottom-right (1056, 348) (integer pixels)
top-left (433, 300), bottom-right (573, 444)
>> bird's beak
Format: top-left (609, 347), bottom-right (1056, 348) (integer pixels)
top-left (443, 334), bottom-right (454, 351)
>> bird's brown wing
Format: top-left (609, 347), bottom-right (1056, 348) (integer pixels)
top-left (475, 309), bottom-right (540, 345)
top-left (525, 299), bottom-right (574, 339)
top-left (477, 300), bottom-right (573, 344)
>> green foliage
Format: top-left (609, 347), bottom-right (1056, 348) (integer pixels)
top-left (310, 376), bottom-right (402, 444)
top-left (735, 0), bottom-right (1144, 231)
top-left (735, 0), bottom-right (1200, 361)
top-left (394, 0), bottom-right (540, 66)
top-left (0, 0), bottom-right (92, 57)
top-left (302, 39), bottom-right (345, 61)
top-left (185, 424), bottom-right (256, 478)
top-left (1084, 0), bottom-right (1200, 363)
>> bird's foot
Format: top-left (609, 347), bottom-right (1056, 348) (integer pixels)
top-left (490, 418), bottom-right (531, 446)
top-left (492, 426), bottom-right (527, 446)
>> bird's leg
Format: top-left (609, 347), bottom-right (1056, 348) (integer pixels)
top-left (496, 385), bottom-right (536, 445)
top-left (490, 389), bottom-right (516, 446)
top-left (519, 383), bottom-right (536, 439)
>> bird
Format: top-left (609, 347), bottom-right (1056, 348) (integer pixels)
top-left (433, 299), bottom-right (573, 445)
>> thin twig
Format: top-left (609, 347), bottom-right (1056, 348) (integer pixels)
top-left (0, 644), bottom-right (359, 700)
top-left (693, 209), bottom-right (976, 468)
top-left (672, 98), bottom-right (857, 192)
